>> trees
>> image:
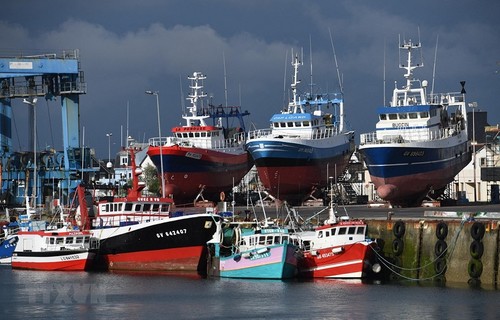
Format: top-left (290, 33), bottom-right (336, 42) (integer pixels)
top-left (143, 164), bottom-right (160, 196)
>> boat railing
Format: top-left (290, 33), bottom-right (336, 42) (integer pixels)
top-left (360, 122), bottom-right (464, 145)
top-left (92, 211), bottom-right (170, 228)
top-left (247, 127), bottom-right (340, 140)
top-left (148, 137), bottom-right (170, 147)
top-left (148, 133), bottom-right (245, 150)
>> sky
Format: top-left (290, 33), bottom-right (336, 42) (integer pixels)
top-left (1, 1), bottom-right (499, 159)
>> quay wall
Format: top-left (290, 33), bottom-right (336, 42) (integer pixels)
top-left (366, 218), bottom-right (499, 287)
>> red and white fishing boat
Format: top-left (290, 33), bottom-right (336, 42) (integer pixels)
top-left (11, 229), bottom-right (97, 271)
top-left (147, 72), bottom-right (252, 206)
top-left (78, 148), bottom-right (221, 273)
top-left (291, 187), bottom-right (380, 278)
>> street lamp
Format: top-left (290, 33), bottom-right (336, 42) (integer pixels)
top-left (469, 101), bottom-right (477, 202)
top-left (106, 133), bottom-right (113, 169)
top-left (146, 90), bottom-right (165, 198)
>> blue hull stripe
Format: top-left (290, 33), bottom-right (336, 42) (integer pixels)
top-left (360, 143), bottom-right (471, 178)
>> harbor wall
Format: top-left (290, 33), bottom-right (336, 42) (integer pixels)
top-left (366, 218), bottom-right (499, 287)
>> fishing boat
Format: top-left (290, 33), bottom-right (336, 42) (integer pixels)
top-left (11, 229), bottom-right (97, 271)
top-left (207, 222), bottom-right (298, 279)
top-left (358, 37), bottom-right (471, 207)
top-left (0, 200), bottom-right (44, 264)
top-left (291, 187), bottom-right (380, 278)
top-left (78, 148), bottom-right (221, 273)
top-left (147, 72), bottom-right (252, 206)
top-left (246, 53), bottom-right (354, 205)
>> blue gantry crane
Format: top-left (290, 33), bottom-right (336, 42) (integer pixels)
top-left (0, 50), bottom-right (94, 209)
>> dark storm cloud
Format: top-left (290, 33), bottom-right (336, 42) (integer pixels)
top-left (1, 1), bottom-right (498, 156)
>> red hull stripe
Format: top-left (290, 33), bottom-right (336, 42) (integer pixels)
top-left (104, 246), bottom-right (204, 271)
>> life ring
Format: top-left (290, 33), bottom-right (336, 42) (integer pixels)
top-left (220, 191), bottom-right (225, 202)
top-left (470, 240), bottom-right (484, 259)
top-left (434, 239), bottom-right (448, 257)
top-left (392, 238), bottom-right (404, 256)
top-left (436, 221), bottom-right (448, 240)
top-left (393, 220), bottom-right (406, 238)
top-left (470, 222), bottom-right (485, 241)
top-left (434, 257), bottom-right (447, 275)
top-left (468, 258), bottom-right (483, 278)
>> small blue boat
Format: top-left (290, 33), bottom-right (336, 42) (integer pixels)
top-left (208, 222), bottom-right (298, 279)
top-left (0, 221), bottom-right (20, 264)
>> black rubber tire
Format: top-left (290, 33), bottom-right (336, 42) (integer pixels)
top-left (470, 240), bottom-right (484, 259)
top-left (393, 220), bottom-right (406, 238)
top-left (392, 238), bottom-right (404, 256)
top-left (434, 239), bottom-right (448, 257)
top-left (434, 257), bottom-right (447, 275)
top-left (436, 221), bottom-right (448, 240)
top-left (468, 258), bottom-right (483, 278)
top-left (471, 222), bottom-right (485, 241)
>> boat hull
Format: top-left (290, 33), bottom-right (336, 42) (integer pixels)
top-left (0, 235), bottom-right (18, 264)
top-left (298, 242), bottom-right (376, 278)
top-left (359, 141), bottom-right (471, 206)
top-left (11, 251), bottom-right (95, 271)
top-left (148, 145), bottom-right (252, 205)
top-left (218, 244), bottom-right (297, 279)
top-left (246, 135), bottom-right (354, 204)
top-left (91, 213), bottom-right (219, 273)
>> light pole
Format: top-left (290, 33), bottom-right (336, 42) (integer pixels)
top-left (469, 101), bottom-right (477, 202)
top-left (106, 132), bottom-right (113, 170)
top-left (146, 90), bottom-right (165, 198)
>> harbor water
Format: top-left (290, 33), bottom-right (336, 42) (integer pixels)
top-left (1, 266), bottom-right (498, 320)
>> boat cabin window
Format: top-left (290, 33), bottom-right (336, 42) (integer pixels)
top-left (331, 228), bottom-right (336, 236)
top-left (409, 113), bottom-right (418, 119)
top-left (49, 238), bottom-right (55, 245)
top-left (194, 132), bottom-right (200, 137)
top-left (84, 237), bottom-right (90, 244)
top-left (348, 227), bottom-right (356, 235)
top-left (125, 203), bottom-right (133, 211)
top-left (303, 121), bottom-right (310, 126)
top-left (318, 231), bottom-right (323, 238)
top-left (201, 132), bottom-right (206, 137)
top-left (259, 236), bottom-right (266, 245)
top-left (75, 237), bottom-right (84, 244)
top-left (56, 237), bottom-right (64, 244)
top-left (152, 204), bottom-right (160, 212)
top-left (303, 240), bottom-right (311, 251)
top-left (189, 132), bottom-right (194, 138)
top-left (399, 113), bottom-right (408, 119)
top-left (143, 204), bottom-right (151, 211)
top-left (161, 205), bottom-right (169, 212)
top-left (280, 122), bottom-right (286, 128)
top-left (134, 204), bottom-right (141, 212)
top-left (356, 227), bottom-right (365, 235)
top-left (420, 111), bottom-right (429, 118)
top-left (65, 237), bottom-right (74, 244)
top-left (379, 114), bottom-right (387, 120)
top-left (295, 122), bottom-right (301, 127)
top-left (388, 114), bottom-right (398, 120)
top-left (325, 230), bottom-right (330, 237)
top-left (338, 227), bottom-right (347, 235)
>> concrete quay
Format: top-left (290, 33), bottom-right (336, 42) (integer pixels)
top-left (233, 202), bottom-right (500, 287)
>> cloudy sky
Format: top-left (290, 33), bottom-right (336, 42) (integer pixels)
top-left (2, 1), bottom-right (499, 159)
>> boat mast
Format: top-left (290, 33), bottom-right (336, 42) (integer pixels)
top-left (329, 28), bottom-right (344, 132)
top-left (289, 51), bottom-right (303, 114)
top-left (184, 72), bottom-right (208, 127)
top-left (394, 36), bottom-right (426, 106)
